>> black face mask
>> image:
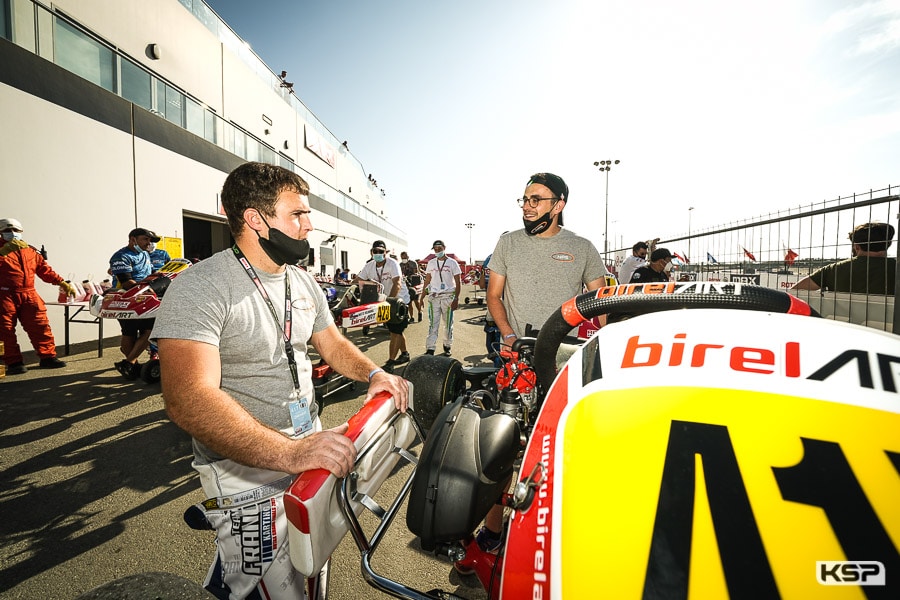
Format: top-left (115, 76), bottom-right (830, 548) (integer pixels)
top-left (254, 214), bottom-right (310, 266)
top-left (523, 209), bottom-right (554, 236)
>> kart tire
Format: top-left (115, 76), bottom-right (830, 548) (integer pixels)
top-left (464, 296), bottom-right (470, 304)
top-left (405, 354), bottom-right (464, 434)
top-left (141, 359), bottom-right (161, 384)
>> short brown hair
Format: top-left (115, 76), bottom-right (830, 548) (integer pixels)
top-left (221, 162), bottom-right (309, 236)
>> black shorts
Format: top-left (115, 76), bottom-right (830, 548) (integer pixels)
top-left (118, 317), bottom-right (154, 337)
top-left (408, 289), bottom-right (419, 301)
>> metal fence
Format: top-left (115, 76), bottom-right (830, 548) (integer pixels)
top-left (612, 186), bottom-right (899, 333)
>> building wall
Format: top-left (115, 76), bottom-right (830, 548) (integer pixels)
top-left (0, 0), bottom-right (407, 349)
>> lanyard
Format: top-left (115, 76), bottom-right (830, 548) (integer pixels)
top-left (435, 258), bottom-right (447, 284)
top-left (232, 245), bottom-right (301, 391)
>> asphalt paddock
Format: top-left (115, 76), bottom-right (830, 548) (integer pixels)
top-left (0, 291), bottom-right (493, 600)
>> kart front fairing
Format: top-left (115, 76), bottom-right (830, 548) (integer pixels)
top-left (501, 308), bottom-right (899, 599)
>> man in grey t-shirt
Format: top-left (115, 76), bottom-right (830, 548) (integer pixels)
top-left (458, 172), bottom-right (608, 574)
top-left (154, 162), bottom-right (409, 599)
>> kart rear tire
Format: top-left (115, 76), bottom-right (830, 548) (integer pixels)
top-left (141, 359), bottom-right (161, 384)
top-left (405, 354), bottom-right (464, 434)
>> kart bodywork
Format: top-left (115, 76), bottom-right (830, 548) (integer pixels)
top-left (284, 282), bottom-right (900, 598)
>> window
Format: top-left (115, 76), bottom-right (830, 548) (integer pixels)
top-left (53, 18), bottom-right (115, 91)
top-left (164, 84), bottom-right (185, 127)
top-left (185, 97), bottom-right (204, 137)
top-left (121, 58), bottom-right (152, 110)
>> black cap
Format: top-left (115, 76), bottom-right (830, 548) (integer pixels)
top-left (371, 240), bottom-right (387, 252)
top-left (527, 173), bottom-right (568, 226)
top-left (432, 240), bottom-right (445, 248)
top-left (129, 228), bottom-right (161, 242)
top-left (650, 248), bottom-right (672, 262)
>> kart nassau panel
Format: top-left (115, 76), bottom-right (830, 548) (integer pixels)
top-left (501, 309), bottom-right (900, 599)
top-left (406, 401), bottom-right (520, 550)
top-left (92, 258), bottom-right (192, 319)
top-left (341, 301), bottom-right (392, 329)
top-left (284, 392), bottom-right (415, 577)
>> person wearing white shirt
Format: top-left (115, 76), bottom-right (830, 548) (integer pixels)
top-left (357, 240), bottom-right (411, 370)
top-left (422, 240), bottom-right (462, 356)
top-left (618, 238), bottom-right (659, 283)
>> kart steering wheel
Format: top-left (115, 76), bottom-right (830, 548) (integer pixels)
top-left (532, 283), bottom-right (817, 397)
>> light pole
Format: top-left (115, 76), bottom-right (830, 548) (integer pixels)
top-left (593, 159), bottom-right (620, 257)
top-left (687, 207), bottom-right (694, 267)
top-left (464, 222), bottom-right (475, 266)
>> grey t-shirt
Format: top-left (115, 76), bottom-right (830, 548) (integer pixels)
top-left (488, 228), bottom-right (607, 336)
top-left (153, 249), bottom-right (333, 463)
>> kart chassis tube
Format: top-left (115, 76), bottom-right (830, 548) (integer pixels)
top-left (337, 411), bottom-right (453, 600)
top-left (533, 283), bottom-right (816, 396)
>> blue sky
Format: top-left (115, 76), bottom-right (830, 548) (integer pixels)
top-left (204, 0), bottom-right (900, 263)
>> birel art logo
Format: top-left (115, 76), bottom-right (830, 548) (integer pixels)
top-left (816, 561), bottom-right (885, 586)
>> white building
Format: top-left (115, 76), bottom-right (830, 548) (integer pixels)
top-left (0, 0), bottom-right (407, 346)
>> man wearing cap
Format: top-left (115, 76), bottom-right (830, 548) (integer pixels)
top-left (108, 227), bottom-right (160, 379)
top-left (461, 173), bottom-right (608, 573)
top-left (619, 238), bottom-right (660, 285)
top-left (792, 222), bottom-right (896, 293)
top-left (0, 217), bottom-right (73, 374)
top-left (356, 240), bottom-right (411, 369)
top-left (485, 173), bottom-right (608, 344)
top-left (423, 240), bottom-right (462, 356)
top-left (630, 247), bottom-right (674, 283)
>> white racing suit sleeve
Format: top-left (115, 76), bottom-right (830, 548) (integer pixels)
top-left (193, 421), bottom-right (322, 600)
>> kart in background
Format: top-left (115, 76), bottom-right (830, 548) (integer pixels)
top-left (336, 281), bottom-right (407, 336)
top-left (90, 258), bottom-right (192, 383)
top-left (283, 282), bottom-right (900, 598)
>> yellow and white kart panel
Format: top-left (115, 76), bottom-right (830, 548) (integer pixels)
top-left (502, 309), bottom-right (899, 599)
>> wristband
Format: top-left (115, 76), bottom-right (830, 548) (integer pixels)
top-left (368, 368), bottom-right (384, 382)
top-left (504, 334), bottom-right (516, 340)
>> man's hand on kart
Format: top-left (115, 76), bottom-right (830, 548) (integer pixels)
top-left (365, 370), bottom-right (409, 413)
top-left (290, 423), bottom-right (356, 478)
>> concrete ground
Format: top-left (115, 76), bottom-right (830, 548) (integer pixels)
top-left (0, 289), bottom-right (493, 600)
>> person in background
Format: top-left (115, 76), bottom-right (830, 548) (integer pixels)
top-left (0, 218), bottom-right (73, 374)
top-left (629, 247), bottom-right (673, 283)
top-left (423, 240), bottom-right (462, 356)
top-left (400, 251), bottom-right (422, 323)
top-left (147, 239), bottom-right (171, 272)
top-left (356, 241), bottom-right (411, 370)
top-left (108, 227), bottom-right (158, 379)
top-left (791, 222), bottom-right (896, 294)
top-left (153, 162), bottom-right (408, 599)
top-left (618, 238), bottom-right (659, 285)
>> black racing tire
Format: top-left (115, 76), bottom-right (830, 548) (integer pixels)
top-left (140, 359), bottom-right (161, 384)
top-left (464, 296), bottom-right (470, 304)
top-left (405, 354), bottom-right (465, 434)
top-left (533, 283), bottom-right (818, 398)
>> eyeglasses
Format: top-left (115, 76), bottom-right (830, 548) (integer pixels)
top-left (517, 196), bottom-right (559, 208)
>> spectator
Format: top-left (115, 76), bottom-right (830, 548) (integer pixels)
top-left (109, 227), bottom-right (158, 379)
top-left (356, 241), bottom-right (411, 370)
top-left (153, 162), bottom-right (408, 599)
top-left (423, 240), bottom-right (462, 356)
top-left (792, 222), bottom-right (896, 294)
top-left (618, 238), bottom-right (659, 285)
top-left (400, 251), bottom-right (422, 323)
top-left (466, 172), bottom-right (608, 573)
top-left (0, 217), bottom-right (73, 374)
top-left (630, 248), bottom-right (674, 283)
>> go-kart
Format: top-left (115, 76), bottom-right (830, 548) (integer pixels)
top-left (337, 282), bottom-right (408, 335)
top-left (90, 258), bottom-right (192, 383)
top-left (282, 282), bottom-right (899, 598)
